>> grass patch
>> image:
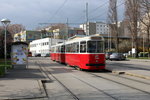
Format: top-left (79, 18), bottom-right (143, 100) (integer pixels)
top-left (0, 59), bottom-right (12, 76)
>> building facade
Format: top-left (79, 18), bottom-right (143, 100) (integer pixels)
top-left (29, 38), bottom-right (63, 56)
top-left (96, 22), bottom-right (110, 34)
top-left (80, 22), bottom-right (110, 35)
top-left (14, 30), bottom-right (41, 43)
top-left (80, 22), bottom-right (96, 35)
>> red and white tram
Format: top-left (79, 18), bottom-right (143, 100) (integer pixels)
top-left (51, 35), bottom-right (105, 70)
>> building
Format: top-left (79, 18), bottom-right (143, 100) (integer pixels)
top-left (53, 29), bottom-right (66, 39)
top-left (80, 22), bottom-right (96, 35)
top-left (29, 38), bottom-right (63, 56)
top-left (68, 27), bottom-right (85, 38)
top-left (80, 22), bottom-right (110, 35)
top-left (53, 28), bottom-right (85, 39)
top-left (14, 30), bottom-right (41, 43)
top-left (96, 22), bottom-right (110, 34)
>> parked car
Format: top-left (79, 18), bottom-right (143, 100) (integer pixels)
top-left (105, 52), bottom-right (113, 60)
top-left (109, 53), bottom-right (126, 61)
top-left (28, 52), bottom-right (32, 57)
top-left (44, 53), bottom-right (50, 57)
top-left (35, 54), bottom-right (41, 57)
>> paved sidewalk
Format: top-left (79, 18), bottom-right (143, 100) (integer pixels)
top-left (0, 61), bottom-right (47, 99)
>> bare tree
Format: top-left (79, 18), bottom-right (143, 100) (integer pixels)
top-left (0, 24), bottom-right (25, 58)
top-left (8, 24), bottom-right (25, 36)
top-left (125, 0), bottom-right (141, 58)
top-left (140, 0), bottom-right (150, 57)
top-left (107, 0), bottom-right (119, 52)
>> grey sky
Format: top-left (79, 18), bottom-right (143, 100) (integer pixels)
top-left (0, 0), bottom-right (124, 30)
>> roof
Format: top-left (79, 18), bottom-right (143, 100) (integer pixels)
top-left (11, 41), bottom-right (28, 45)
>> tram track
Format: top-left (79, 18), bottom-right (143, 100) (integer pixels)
top-left (60, 62), bottom-right (150, 89)
top-left (38, 59), bottom-right (150, 99)
top-left (109, 73), bottom-right (150, 85)
top-left (60, 65), bottom-right (150, 95)
top-left (41, 61), bottom-right (119, 100)
top-left (36, 61), bottom-right (80, 100)
top-left (87, 72), bottom-right (150, 95)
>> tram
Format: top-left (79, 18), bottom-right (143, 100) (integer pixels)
top-left (51, 35), bottom-right (105, 70)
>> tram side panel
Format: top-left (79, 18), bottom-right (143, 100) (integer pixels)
top-left (55, 53), bottom-right (59, 62)
top-left (65, 53), bottom-right (80, 66)
top-left (51, 53), bottom-right (55, 61)
top-left (65, 53), bottom-right (105, 70)
top-left (60, 53), bottom-right (66, 63)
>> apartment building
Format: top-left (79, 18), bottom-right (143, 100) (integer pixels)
top-left (80, 22), bottom-right (110, 35)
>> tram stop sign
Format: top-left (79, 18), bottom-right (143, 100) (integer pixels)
top-left (11, 42), bottom-right (28, 69)
top-left (132, 48), bottom-right (136, 54)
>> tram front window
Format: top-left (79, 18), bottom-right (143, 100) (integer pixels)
top-left (87, 41), bottom-right (104, 53)
top-left (97, 41), bottom-right (104, 53)
top-left (87, 41), bottom-right (96, 53)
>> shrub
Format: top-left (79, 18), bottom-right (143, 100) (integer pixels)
top-left (0, 66), bottom-right (5, 76)
top-left (138, 52), bottom-right (149, 57)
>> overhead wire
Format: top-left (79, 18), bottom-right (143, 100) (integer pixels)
top-left (74, 0), bottom-right (110, 23)
top-left (89, 0), bottom-right (125, 21)
top-left (89, 0), bottom-right (109, 15)
top-left (49, 0), bottom-right (68, 21)
top-left (39, 0), bottom-right (125, 27)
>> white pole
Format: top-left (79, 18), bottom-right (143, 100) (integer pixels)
top-left (4, 26), bottom-right (7, 73)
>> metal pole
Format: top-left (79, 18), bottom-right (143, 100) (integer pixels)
top-left (86, 2), bottom-right (88, 36)
top-left (1, 18), bottom-right (10, 73)
top-left (4, 26), bottom-right (7, 73)
top-left (66, 18), bottom-right (69, 40)
top-left (143, 35), bottom-right (145, 57)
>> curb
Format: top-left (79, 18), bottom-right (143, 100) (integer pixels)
top-left (37, 80), bottom-right (47, 97)
top-left (125, 72), bottom-right (150, 80)
top-left (110, 70), bottom-right (150, 80)
top-left (128, 59), bottom-right (150, 62)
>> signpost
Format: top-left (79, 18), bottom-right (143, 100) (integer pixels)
top-left (132, 48), bottom-right (136, 58)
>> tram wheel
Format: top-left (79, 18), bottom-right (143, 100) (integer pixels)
top-left (76, 66), bottom-right (83, 71)
top-left (67, 64), bottom-right (71, 67)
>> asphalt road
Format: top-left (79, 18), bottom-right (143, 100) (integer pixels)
top-left (106, 60), bottom-right (150, 70)
top-left (29, 57), bottom-right (150, 100)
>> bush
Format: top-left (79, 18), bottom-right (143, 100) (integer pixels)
top-left (138, 52), bottom-right (149, 57)
top-left (0, 66), bottom-right (5, 76)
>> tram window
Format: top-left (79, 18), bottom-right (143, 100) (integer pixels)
top-left (66, 44), bottom-right (69, 52)
top-left (68, 44), bottom-right (72, 52)
top-left (66, 44), bottom-right (71, 52)
top-left (77, 42), bottom-right (79, 53)
top-left (71, 43), bottom-right (76, 53)
top-left (56, 47), bottom-right (59, 53)
top-left (80, 41), bottom-right (86, 53)
top-left (75, 42), bottom-right (79, 53)
top-left (87, 41), bottom-right (96, 53)
top-left (58, 46), bottom-right (61, 53)
top-left (97, 41), bottom-right (104, 53)
top-left (56, 47), bottom-right (58, 52)
top-left (61, 45), bottom-right (65, 53)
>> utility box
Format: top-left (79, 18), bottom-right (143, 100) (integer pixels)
top-left (11, 42), bottom-right (28, 69)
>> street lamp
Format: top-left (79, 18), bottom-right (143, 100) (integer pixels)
top-left (1, 18), bottom-right (11, 72)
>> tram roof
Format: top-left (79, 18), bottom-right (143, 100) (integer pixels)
top-left (51, 34), bottom-right (104, 47)
top-left (67, 34), bottom-right (104, 41)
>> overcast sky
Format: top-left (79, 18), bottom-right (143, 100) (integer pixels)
top-left (0, 0), bottom-right (124, 30)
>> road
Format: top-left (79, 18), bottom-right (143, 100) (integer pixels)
top-left (106, 60), bottom-right (150, 70)
top-left (30, 57), bottom-right (150, 100)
